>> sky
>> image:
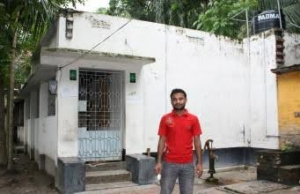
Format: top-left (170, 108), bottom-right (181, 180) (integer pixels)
top-left (71, 0), bottom-right (109, 12)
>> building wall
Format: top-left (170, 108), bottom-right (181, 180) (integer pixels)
top-left (23, 97), bottom-right (30, 153)
top-left (56, 67), bottom-right (79, 158)
top-left (35, 13), bottom-right (282, 161)
top-left (39, 82), bottom-right (57, 176)
top-left (17, 126), bottom-right (24, 144)
top-left (248, 31), bottom-right (279, 149)
top-left (283, 33), bottom-right (300, 67)
top-left (22, 83), bottom-right (58, 176)
top-left (278, 71), bottom-right (300, 149)
top-left (28, 90), bottom-right (39, 159)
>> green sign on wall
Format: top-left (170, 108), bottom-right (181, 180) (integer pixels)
top-left (70, 70), bottom-right (77, 81)
top-left (130, 73), bottom-right (136, 83)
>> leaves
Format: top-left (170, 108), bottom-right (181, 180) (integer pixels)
top-left (107, 0), bottom-right (299, 39)
top-left (284, 3), bottom-right (300, 33)
top-left (107, 0), bottom-right (207, 29)
top-left (259, 0), bottom-right (298, 10)
top-left (194, 0), bottom-right (243, 38)
top-left (107, 0), bottom-right (156, 21)
top-left (0, 0), bottom-right (85, 85)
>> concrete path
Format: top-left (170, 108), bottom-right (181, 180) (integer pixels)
top-left (76, 167), bottom-right (300, 194)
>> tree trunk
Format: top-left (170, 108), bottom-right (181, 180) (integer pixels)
top-left (7, 29), bottom-right (18, 171)
top-left (0, 76), bottom-right (7, 166)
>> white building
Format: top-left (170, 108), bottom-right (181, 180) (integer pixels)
top-left (17, 10), bottom-right (300, 190)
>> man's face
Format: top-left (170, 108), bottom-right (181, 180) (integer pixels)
top-left (171, 92), bottom-right (187, 111)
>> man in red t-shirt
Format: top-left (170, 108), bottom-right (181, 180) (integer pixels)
top-left (155, 88), bottom-right (203, 194)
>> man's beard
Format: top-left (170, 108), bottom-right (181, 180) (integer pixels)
top-left (173, 104), bottom-right (185, 111)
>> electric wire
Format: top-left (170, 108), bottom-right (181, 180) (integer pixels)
top-left (58, 18), bottom-right (132, 70)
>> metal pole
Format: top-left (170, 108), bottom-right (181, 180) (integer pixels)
top-left (277, 0), bottom-right (283, 28)
top-left (245, 9), bottom-right (250, 39)
top-left (245, 8), bottom-right (250, 64)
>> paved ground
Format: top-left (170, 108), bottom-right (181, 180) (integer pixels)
top-left (77, 166), bottom-right (300, 194)
top-left (2, 154), bottom-right (299, 194)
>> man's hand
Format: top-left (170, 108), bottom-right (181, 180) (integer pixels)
top-left (155, 162), bottom-right (162, 175)
top-left (196, 163), bottom-right (203, 178)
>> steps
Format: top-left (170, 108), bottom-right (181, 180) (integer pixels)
top-left (85, 181), bottom-right (137, 191)
top-left (86, 169), bottom-right (131, 184)
top-left (85, 161), bottom-right (135, 191)
top-left (256, 150), bottom-right (300, 185)
top-left (278, 164), bottom-right (300, 185)
top-left (85, 161), bottom-right (126, 172)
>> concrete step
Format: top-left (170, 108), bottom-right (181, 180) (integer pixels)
top-left (278, 164), bottom-right (300, 185)
top-left (256, 150), bottom-right (300, 166)
top-left (85, 169), bottom-right (132, 184)
top-left (85, 161), bottom-right (126, 172)
top-left (258, 164), bottom-right (300, 185)
top-left (85, 181), bottom-right (137, 191)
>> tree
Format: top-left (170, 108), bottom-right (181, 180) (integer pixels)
top-left (166, 0), bottom-right (206, 28)
top-left (107, 0), bottom-right (156, 21)
top-left (0, 0), bottom-right (84, 170)
top-left (107, 0), bottom-right (210, 29)
top-left (194, 0), bottom-right (258, 39)
top-left (96, 7), bottom-right (108, 15)
top-left (107, 0), bottom-right (299, 39)
top-left (0, 1), bottom-right (9, 167)
top-left (195, 0), bottom-right (300, 39)
top-left (0, 75), bottom-right (7, 167)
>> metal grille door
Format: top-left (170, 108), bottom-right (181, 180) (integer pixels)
top-left (78, 69), bottom-right (124, 161)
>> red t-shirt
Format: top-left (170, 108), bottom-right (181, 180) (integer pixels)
top-left (158, 109), bottom-right (202, 163)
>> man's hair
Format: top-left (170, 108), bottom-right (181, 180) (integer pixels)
top-left (170, 88), bottom-right (187, 98)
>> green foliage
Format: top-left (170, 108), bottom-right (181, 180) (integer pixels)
top-left (106, 0), bottom-right (300, 39)
top-left (0, 0), bottom-right (85, 86)
top-left (167, 0), bottom-right (205, 28)
top-left (0, 3), bottom-right (11, 85)
top-left (194, 0), bottom-right (258, 39)
top-left (96, 7), bottom-right (108, 14)
top-left (107, 0), bottom-right (208, 29)
top-left (107, 0), bottom-right (156, 21)
top-left (284, 3), bottom-right (300, 33)
top-left (258, 0), bottom-right (297, 10)
top-left (281, 144), bottom-right (296, 152)
top-left (194, 0), bottom-right (300, 38)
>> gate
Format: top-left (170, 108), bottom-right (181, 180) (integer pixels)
top-left (78, 69), bottom-right (124, 161)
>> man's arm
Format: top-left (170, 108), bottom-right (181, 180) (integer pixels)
top-left (154, 136), bottom-right (166, 175)
top-left (194, 136), bottom-right (203, 177)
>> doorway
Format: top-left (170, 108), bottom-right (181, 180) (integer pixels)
top-left (78, 69), bottom-right (124, 161)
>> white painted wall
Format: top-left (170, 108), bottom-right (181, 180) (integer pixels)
top-left (248, 32), bottom-right (279, 149)
top-left (28, 91), bottom-right (38, 159)
top-left (39, 13), bottom-right (281, 157)
top-left (39, 83), bottom-right (48, 156)
top-left (17, 127), bottom-right (24, 144)
top-left (283, 33), bottom-right (300, 66)
top-left (21, 83), bottom-right (58, 176)
top-left (39, 82), bottom-right (58, 176)
top-left (24, 97), bottom-right (30, 153)
top-left (56, 67), bottom-right (79, 157)
top-left (33, 118), bottom-right (39, 162)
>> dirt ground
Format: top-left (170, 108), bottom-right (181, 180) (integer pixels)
top-left (0, 154), bottom-right (59, 194)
